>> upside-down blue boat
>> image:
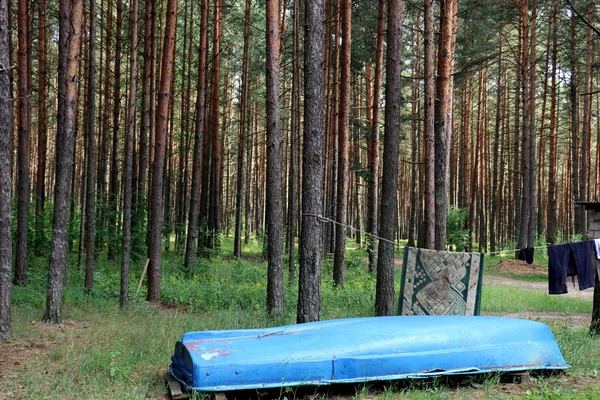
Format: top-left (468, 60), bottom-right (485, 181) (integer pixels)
top-left (169, 316), bottom-right (569, 392)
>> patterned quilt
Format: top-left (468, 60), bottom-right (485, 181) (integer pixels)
top-left (398, 246), bottom-right (484, 316)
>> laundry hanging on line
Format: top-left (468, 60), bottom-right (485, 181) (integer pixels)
top-left (517, 247), bottom-right (535, 264)
top-left (548, 240), bottom-right (596, 295)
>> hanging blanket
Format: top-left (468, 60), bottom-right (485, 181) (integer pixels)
top-left (398, 246), bottom-right (484, 316)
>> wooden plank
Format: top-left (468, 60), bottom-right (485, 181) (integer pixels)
top-left (167, 374), bottom-right (189, 400)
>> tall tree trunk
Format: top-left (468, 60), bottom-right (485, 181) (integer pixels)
top-left (121, 0), bottom-right (139, 308)
top-left (15, 0), bottom-right (30, 285)
top-left (208, 0), bottom-right (223, 253)
top-left (527, 0), bottom-right (537, 247)
top-left (0, 0), bottom-right (13, 338)
top-left (108, 0), bottom-right (123, 261)
top-left (234, 0), bottom-right (252, 259)
top-left (44, 0), bottom-right (83, 324)
top-left (147, 0), bottom-right (178, 302)
top-left (35, 0), bottom-right (48, 255)
top-left (546, 1), bottom-right (558, 244)
top-left (137, 0), bottom-right (155, 256)
top-left (518, 0), bottom-right (531, 250)
top-left (490, 36), bottom-right (503, 253)
top-left (376, 0), bottom-right (404, 316)
top-left (570, 12), bottom-right (582, 235)
top-left (333, 0), bottom-right (351, 286)
top-left (298, 0), bottom-right (324, 324)
top-left (581, 3), bottom-right (594, 206)
top-left (367, 0), bottom-right (384, 273)
top-left (265, 0), bottom-right (284, 313)
top-left (184, 0), bottom-right (208, 269)
top-left (97, 0), bottom-right (112, 256)
top-left (85, 0), bottom-right (97, 292)
top-left (423, 0), bottom-right (435, 249)
top-left (287, 0), bottom-right (300, 280)
top-left (434, 0), bottom-right (457, 250)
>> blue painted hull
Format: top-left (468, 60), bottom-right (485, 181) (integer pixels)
top-left (170, 316), bottom-right (569, 391)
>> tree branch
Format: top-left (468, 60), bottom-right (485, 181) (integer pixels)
top-left (565, 0), bottom-right (600, 38)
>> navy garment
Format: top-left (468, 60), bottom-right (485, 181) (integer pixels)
top-left (517, 247), bottom-right (535, 264)
top-left (568, 241), bottom-right (595, 290)
top-left (548, 241), bottom-right (596, 295)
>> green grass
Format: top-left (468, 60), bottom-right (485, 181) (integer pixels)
top-left (481, 286), bottom-right (593, 314)
top-left (4, 237), bottom-right (600, 399)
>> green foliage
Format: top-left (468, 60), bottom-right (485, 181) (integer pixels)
top-left (446, 206), bottom-right (469, 251)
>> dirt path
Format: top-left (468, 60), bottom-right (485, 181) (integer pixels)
top-left (484, 274), bottom-right (595, 300)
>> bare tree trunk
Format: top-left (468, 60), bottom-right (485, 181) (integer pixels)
top-left (490, 37), bottom-right (503, 253)
top-left (121, 0), bottom-right (139, 308)
top-left (84, 0), bottom-right (97, 292)
top-left (137, 0), bottom-right (155, 254)
top-left (517, 0), bottom-right (531, 250)
top-left (287, 0), bottom-right (300, 280)
top-left (234, 0), bottom-right (251, 259)
top-left (298, 0), bottom-right (325, 324)
top-left (581, 2), bottom-right (594, 210)
top-left (97, 0), bottom-right (112, 256)
top-left (527, 0), bottom-right (537, 247)
top-left (367, 0), bottom-right (384, 273)
top-left (208, 0), bottom-right (223, 253)
top-left (434, 0), bottom-right (457, 250)
top-left (35, 0), bottom-right (48, 256)
top-left (44, 0), bottom-right (83, 324)
top-left (265, 0), bottom-right (284, 313)
top-left (333, 0), bottom-right (351, 287)
top-left (546, 1), bottom-right (558, 244)
top-left (0, 0), bottom-right (13, 337)
top-left (376, 0), bottom-right (404, 316)
top-left (423, 0), bottom-right (435, 249)
top-left (184, 0), bottom-right (208, 269)
top-left (15, 0), bottom-right (30, 285)
top-left (570, 11), bottom-right (583, 235)
top-left (106, 0), bottom-right (123, 261)
top-left (147, 0), bottom-right (178, 302)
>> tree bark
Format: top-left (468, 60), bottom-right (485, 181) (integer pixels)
top-left (266, 0), bottom-right (284, 314)
top-left (423, 0), bottom-right (435, 249)
top-left (15, 0), bottom-right (30, 285)
top-left (298, 0), bottom-right (324, 324)
top-left (375, 0), bottom-right (404, 316)
top-left (35, 0), bottom-right (48, 255)
top-left (208, 0), bottom-right (223, 253)
top-left (85, 0), bottom-right (97, 293)
top-left (121, 0), bottom-right (139, 308)
top-left (234, 0), bottom-right (252, 259)
top-left (287, 0), bottom-right (300, 280)
top-left (434, 0), bottom-right (457, 250)
top-left (147, 0), bottom-right (178, 302)
top-left (184, 0), bottom-right (209, 269)
top-left (0, 0), bottom-right (13, 338)
top-left (333, 0), bottom-right (351, 286)
top-left (367, 0), bottom-right (384, 272)
top-left (107, 0), bottom-right (123, 261)
top-left (44, 0), bottom-right (83, 324)
top-left (547, 1), bottom-right (558, 244)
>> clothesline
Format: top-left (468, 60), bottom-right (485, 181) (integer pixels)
top-left (302, 213), bottom-right (581, 257)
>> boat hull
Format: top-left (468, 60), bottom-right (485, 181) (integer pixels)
top-left (169, 316), bottom-right (569, 391)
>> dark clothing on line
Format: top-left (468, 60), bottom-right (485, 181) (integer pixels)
top-left (517, 247), bottom-right (535, 264)
top-left (548, 240), bottom-right (595, 295)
